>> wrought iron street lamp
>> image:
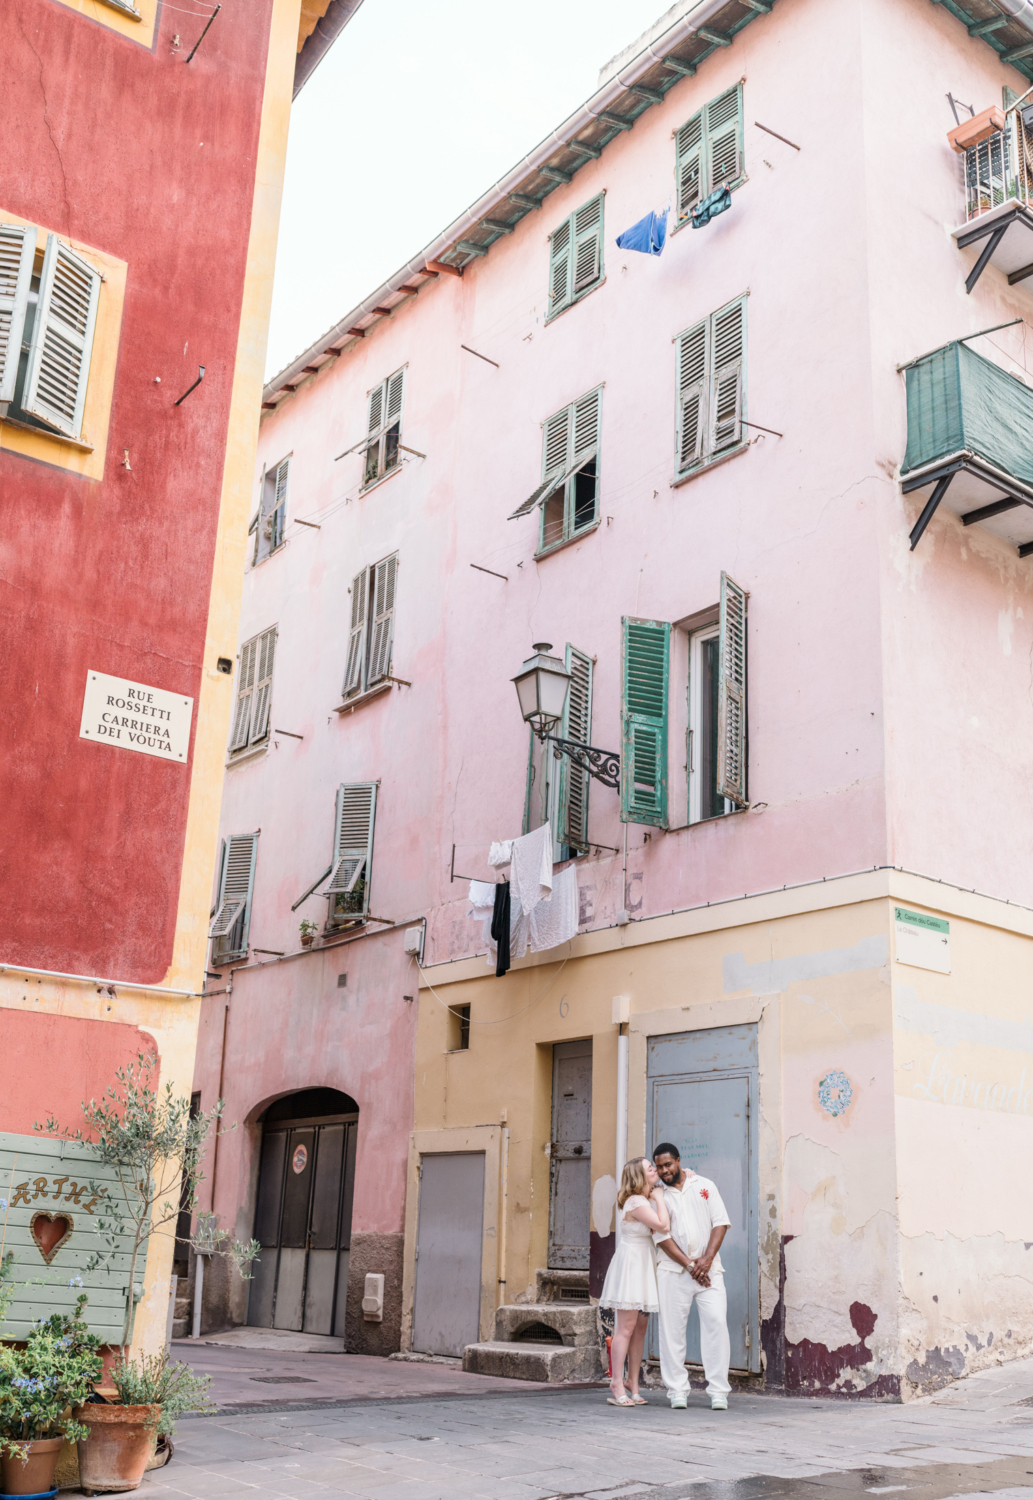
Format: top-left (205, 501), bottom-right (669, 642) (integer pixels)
top-left (512, 642), bottom-right (621, 790)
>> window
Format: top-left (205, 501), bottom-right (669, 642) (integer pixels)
top-left (447, 1004), bottom-right (471, 1052)
top-left (676, 295), bottom-right (746, 478)
top-left (620, 574), bottom-right (748, 827)
top-left (229, 627), bottom-right (276, 754)
top-left (547, 194), bottom-right (604, 319)
top-left (363, 368), bottom-right (405, 487)
top-left (524, 645), bottom-right (594, 858)
top-left (322, 782), bottom-right (377, 926)
top-left (343, 554), bottom-right (398, 699)
top-left (208, 833), bottom-right (258, 961)
top-left (674, 84), bottom-right (744, 226)
top-left (509, 388), bottom-right (602, 552)
top-left (0, 224), bottom-right (101, 444)
top-left (253, 457), bottom-right (289, 564)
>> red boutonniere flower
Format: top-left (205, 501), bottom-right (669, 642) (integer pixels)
top-left (699, 1188), bottom-right (709, 1200)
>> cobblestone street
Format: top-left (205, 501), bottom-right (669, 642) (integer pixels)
top-left (141, 1349), bottom-right (1033, 1500)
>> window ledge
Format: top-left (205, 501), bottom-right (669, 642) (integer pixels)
top-left (671, 441), bottom-right (749, 488)
top-left (535, 519), bottom-right (601, 561)
top-left (359, 461), bottom-right (405, 498)
top-left (544, 276), bottom-right (606, 326)
top-left (0, 414), bottom-right (94, 452)
top-left (663, 806), bottom-right (750, 833)
top-left (250, 541), bottom-right (287, 570)
top-left (225, 742), bottom-right (269, 768)
top-left (335, 680), bottom-right (394, 715)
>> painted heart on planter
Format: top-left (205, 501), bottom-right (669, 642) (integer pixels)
top-left (30, 1211), bottom-right (74, 1265)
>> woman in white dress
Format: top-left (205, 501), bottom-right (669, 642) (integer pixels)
top-left (599, 1156), bottom-right (670, 1406)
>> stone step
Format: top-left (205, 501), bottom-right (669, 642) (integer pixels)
top-left (494, 1301), bottom-right (598, 1346)
top-left (463, 1339), bottom-right (603, 1383)
top-left (535, 1267), bottom-right (590, 1303)
top-left (171, 1317), bottom-right (189, 1339)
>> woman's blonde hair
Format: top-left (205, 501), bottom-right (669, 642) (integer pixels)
top-left (617, 1156), bottom-right (651, 1208)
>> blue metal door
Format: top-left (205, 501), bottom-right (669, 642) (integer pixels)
top-left (646, 1024), bottom-right (759, 1374)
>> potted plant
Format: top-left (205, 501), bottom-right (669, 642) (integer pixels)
top-left (299, 919), bottom-right (318, 948)
top-left (76, 1350), bottom-right (215, 1495)
top-left (0, 1294), bottom-right (101, 1497)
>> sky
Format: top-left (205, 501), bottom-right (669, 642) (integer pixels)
top-left (264, 0), bottom-right (670, 380)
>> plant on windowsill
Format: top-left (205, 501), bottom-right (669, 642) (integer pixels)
top-left (299, 919), bottom-right (319, 948)
top-left (0, 1293), bottom-right (102, 1498)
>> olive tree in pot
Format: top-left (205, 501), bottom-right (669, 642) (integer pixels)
top-left (39, 1054), bottom-right (257, 1494)
top-left (0, 1292), bottom-right (102, 1497)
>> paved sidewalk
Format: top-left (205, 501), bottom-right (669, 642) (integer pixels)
top-left (145, 1352), bottom-right (1033, 1500)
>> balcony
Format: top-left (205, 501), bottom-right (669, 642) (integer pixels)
top-left (951, 105), bottom-right (1033, 293)
top-left (899, 339), bottom-right (1033, 555)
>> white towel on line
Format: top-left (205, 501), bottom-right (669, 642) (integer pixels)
top-left (509, 823), bottom-right (553, 913)
top-left (488, 840), bottom-right (513, 868)
top-left (529, 864), bottom-right (579, 953)
top-left (468, 879), bottom-right (496, 911)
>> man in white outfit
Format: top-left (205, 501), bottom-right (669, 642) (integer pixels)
top-left (652, 1141), bottom-right (732, 1411)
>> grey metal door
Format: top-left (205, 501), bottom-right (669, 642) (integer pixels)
top-left (248, 1117), bottom-right (357, 1336)
top-left (646, 1024), bottom-right (759, 1373)
top-left (549, 1038), bottom-right (592, 1269)
top-left (411, 1152), bottom-right (485, 1356)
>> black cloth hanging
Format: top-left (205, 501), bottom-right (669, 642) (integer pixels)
top-left (491, 880), bottom-right (511, 977)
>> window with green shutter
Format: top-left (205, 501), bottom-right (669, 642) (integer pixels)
top-left (341, 553), bottom-right (398, 700)
top-left (620, 617), bottom-right (670, 826)
top-left (254, 456), bottom-right (290, 564)
top-left (363, 368), bottom-right (405, 487)
top-left (546, 194), bottom-right (604, 320)
top-left (674, 85), bottom-right (744, 226)
top-left (686, 574), bottom-right (749, 822)
top-left (676, 294), bottom-right (747, 478)
top-left (508, 387), bottom-right (602, 551)
top-left (209, 832), bottom-right (259, 960)
top-left (321, 782), bottom-right (377, 926)
top-left (229, 626), bottom-right (277, 754)
top-left (523, 644), bottom-right (594, 858)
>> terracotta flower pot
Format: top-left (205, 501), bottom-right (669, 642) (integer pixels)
top-left (74, 1406), bottom-right (160, 1495)
top-left (0, 1435), bottom-right (65, 1496)
top-left (300, 933), bottom-right (315, 947)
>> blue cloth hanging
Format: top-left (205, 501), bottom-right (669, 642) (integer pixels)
top-left (691, 185), bottom-right (732, 229)
top-left (615, 208), bottom-right (668, 256)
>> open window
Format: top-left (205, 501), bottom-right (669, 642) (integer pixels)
top-left (363, 368), bottom-right (405, 487)
top-left (254, 457), bottom-right (289, 564)
top-left (675, 85), bottom-right (745, 227)
top-left (209, 833), bottom-right (259, 961)
top-left (229, 627), bottom-right (276, 755)
top-left (342, 554), bottom-right (398, 699)
top-left (676, 295), bottom-right (747, 479)
top-left (509, 387), bottom-right (602, 554)
top-left (321, 782), bottom-right (377, 927)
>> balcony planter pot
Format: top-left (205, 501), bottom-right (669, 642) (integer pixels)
top-left (74, 1405), bottom-right (160, 1495)
top-left (0, 1435), bottom-right (65, 1496)
top-left (300, 933), bottom-right (315, 948)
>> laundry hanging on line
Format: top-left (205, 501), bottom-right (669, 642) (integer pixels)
top-left (691, 186), bottom-right (732, 229)
top-left (615, 208), bottom-right (668, 256)
top-left (469, 824), bottom-right (578, 971)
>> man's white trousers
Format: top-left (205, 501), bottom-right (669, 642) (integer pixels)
top-left (656, 1269), bottom-right (731, 1397)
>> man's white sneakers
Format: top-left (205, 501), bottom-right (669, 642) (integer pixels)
top-left (711, 1396), bottom-right (728, 1410)
top-left (669, 1394), bottom-right (688, 1409)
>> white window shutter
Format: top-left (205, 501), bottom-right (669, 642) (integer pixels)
top-left (549, 218), bottom-right (573, 312)
top-left (509, 405), bottom-right (571, 519)
top-left (367, 554), bottom-right (398, 685)
top-left (560, 646), bottom-right (593, 852)
top-left (572, 196), bottom-right (603, 293)
top-left (23, 234), bottom-right (101, 441)
top-left (677, 320), bottom-right (708, 471)
top-left (706, 86), bottom-right (743, 191)
top-left (0, 223), bottom-right (37, 403)
top-left (229, 637), bottom-right (258, 751)
top-left (385, 369), bottom-right (404, 427)
top-left (710, 298), bottom-right (745, 452)
top-left (343, 567), bottom-right (370, 697)
top-left (367, 380), bottom-right (385, 437)
top-left (716, 572), bottom-right (748, 806)
top-left (322, 783), bottom-right (377, 917)
top-left (209, 833), bottom-right (258, 945)
top-left (572, 388), bottom-right (601, 459)
top-left (676, 113), bottom-right (704, 223)
top-left (250, 628), bottom-right (277, 742)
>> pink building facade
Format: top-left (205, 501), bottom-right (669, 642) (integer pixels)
top-left (196, 0), bottom-right (1033, 1393)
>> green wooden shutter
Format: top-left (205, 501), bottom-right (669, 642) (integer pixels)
top-left (716, 573), bottom-right (748, 806)
top-left (229, 637), bottom-right (258, 751)
top-left (367, 554), bottom-right (398, 684)
top-left (560, 646), bottom-right (593, 851)
top-left (342, 566), bottom-right (370, 697)
top-left (250, 628), bottom-right (277, 742)
top-left (269, 457), bottom-right (289, 550)
top-left (0, 223), bottom-right (37, 403)
top-left (548, 217), bottom-right (573, 314)
top-left (324, 782), bottom-right (377, 917)
top-left (23, 234), bottom-right (101, 441)
top-left (572, 195), bottom-right (604, 294)
top-left (711, 297), bottom-right (745, 452)
top-left (677, 320), bottom-right (708, 471)
top-left (620, 617), bottom-right (670, 826)
top-left (675, 112), bottom-right (704, 224)
top-left (210, 832), bottom-right (259, 955)
top-left (384, 368), bottom-right (404, 471)
top-left (0, 1131), bottom-right (150, 1345)
top-left (364, 378), bottom-right (386, 484)
top-left (706, 85), bottom-right (743, 192)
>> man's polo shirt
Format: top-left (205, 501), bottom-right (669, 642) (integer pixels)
top-left (652, 1171), bottom-right (731, 1275)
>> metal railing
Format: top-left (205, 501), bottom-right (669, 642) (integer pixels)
top-left (964, 109), bottom-right (1033, 220)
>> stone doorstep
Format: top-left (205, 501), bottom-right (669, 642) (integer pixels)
top-left (463, 1339), bottom-right (605, 1383)
top-left (494, 1301), bottom-right (599, 1346)
top-left (535, 1267), bottom-right (590, 1299)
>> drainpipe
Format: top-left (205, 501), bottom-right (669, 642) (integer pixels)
top-left (615, 1028), bottom-right (628, 1246)
top-left (191, 1252), bottom-right (208, 1339)
top-left (996, 0), bottom-right (1033, 34)
top-left (497, 1116), bottom-right (510, 1308)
